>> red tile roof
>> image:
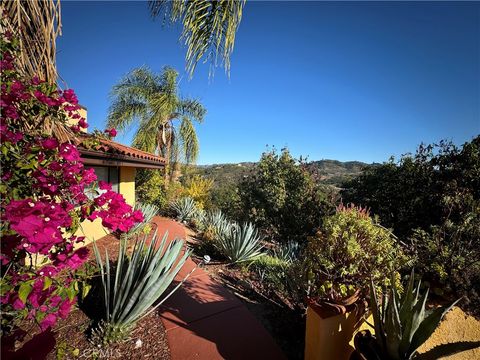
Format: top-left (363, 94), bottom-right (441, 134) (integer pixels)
top-left (77, 135), bottom-right (165, 168)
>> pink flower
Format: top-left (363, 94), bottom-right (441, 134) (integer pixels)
top-left (105, 128), bottom-right (117, 137)
top-left (40, 313), bottom-right (57, 331)
top-left (41, 138), bottom-right (59, 150)
top-left (78, 118), bottom-right (88, 129)
top-left (58, 143), bottom-right (80, 161)
top-left (58, 299), bottom-right (75, 319)
top-left (62, 89), bottom-right (78, 105)
top-left (49, 295), bottom-right (62, 308)
top-left (31, 76), bottom-right (42, 85)
top-left (12, 297), bottom-right (25, 310)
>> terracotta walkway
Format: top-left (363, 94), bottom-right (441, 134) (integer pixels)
top-left (152, 217), bottom-right (287, 360)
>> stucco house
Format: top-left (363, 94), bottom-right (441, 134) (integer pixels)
top-left (73, 109), bottom-right (165, 242)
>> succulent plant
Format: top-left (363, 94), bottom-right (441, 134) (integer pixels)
top-left (199, 210), bottom-right (232, 241)
top-left (216, 222), bottom-right (263, 263)
top-left (93, 231), bottom-right (190, 344)
top-left (126, 202), bottom-right (159, 237)
top-left (170, 197), bottom-right (198, 223)
top-left (273, 240), bottom-right (300, 263)
top-left (353, 270), bottom-right (477, 360)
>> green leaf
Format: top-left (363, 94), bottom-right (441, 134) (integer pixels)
top-left (408, 299), bottom-right (461, 356)
top-left (43, 277), bottom-right (52, 290)
top-left (82, 284), bottom-right (91, 299)
top-left (18, 282), bottom-right (33, 304)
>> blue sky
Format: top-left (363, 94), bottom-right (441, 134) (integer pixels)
top-left (57, 1), bottom-right (479, 165)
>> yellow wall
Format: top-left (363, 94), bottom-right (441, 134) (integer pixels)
top-left (66, 107), bottom-right (88, 132)
top-left (419, 306), bottom-right (480, 359)
top-left (304, 306), bottom-right (373, 360)
top-left (119, 166), bottom-right (136, 206)
top-left (76, 166), bottom-right (136, 245)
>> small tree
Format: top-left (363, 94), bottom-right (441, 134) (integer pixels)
top-left (238, 148), bottom-right (336, 243)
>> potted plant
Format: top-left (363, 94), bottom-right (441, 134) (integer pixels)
top-left (302, 205), bottom-right (407, 360)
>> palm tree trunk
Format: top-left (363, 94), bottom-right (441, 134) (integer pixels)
top-left (164, 132), bottom-right (172, 184)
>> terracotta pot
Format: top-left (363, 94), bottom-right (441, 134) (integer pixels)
top-left (304, 295), bottom-right (371, 360)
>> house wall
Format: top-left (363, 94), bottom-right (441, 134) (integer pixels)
top-left (119, 166), bottom-right (136, 206)
top-left (76, 166), bottom-right (136, 245)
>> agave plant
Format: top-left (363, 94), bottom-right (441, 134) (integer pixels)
top-left (198, 210), bottom-right (232, 241)
top-left (126, 202), bottom-right (159, 237)
top-left (274, 240), bottom-right (300, 264)
top-left (192, 208), bottom-right (207, 229)
top-left (216, 222), bottom-right (263, 263)
top-left (170, 197), bottom-right (198, 223)
top-left (93, 231), bottom-right (190, 344)
top-left (353, 270), bottom-right (479, 360)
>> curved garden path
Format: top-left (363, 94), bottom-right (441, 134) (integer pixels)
top-left (152, 216), bottom-right (287, 360)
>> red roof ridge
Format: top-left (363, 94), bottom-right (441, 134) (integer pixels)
top-left (77, 134), bottom-right (165, 165)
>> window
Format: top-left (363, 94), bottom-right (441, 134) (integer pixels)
top-left (86, 166), bottom-right (119, 192)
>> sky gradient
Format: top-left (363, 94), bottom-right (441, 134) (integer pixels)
top-left (57, 1), bottom-right (479, 165)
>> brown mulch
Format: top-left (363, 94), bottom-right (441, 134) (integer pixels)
top-left (2, 308), bottom-right (170, 360)
top-left (48, 308), bottom-right (170, 360)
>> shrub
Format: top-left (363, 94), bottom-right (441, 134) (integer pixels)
top-left (93, 231), bottom-right (190, 344)
top-left (301, 205), bottom-right (406, 304)
top-left (198, 210), bottom-right (230, 241)
top-left (182, 174), bottom-right (214, 209)
top-left (208, 181), bottom-right (242, 219)
top-left (0, 29), bottom-right (142, 333)
top-left (216, 222), bottom-right (263, 263)
top-left (410, 208), bottom-right (480, 310)
top-left (252, 254), bottom-right (290, 290)
top-left (342, 137), bottom-right (480, 313)
top-left (170, 197), bottom-right (198, 223)
top-left (136, 169), bottom-right (185, 212)
top-left (273, 240), bottom-right (301, 264)
top-left (238, 148), bottom-right (337, 243)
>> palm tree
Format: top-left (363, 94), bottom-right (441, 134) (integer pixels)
top-left (107, 66), bottom-right (206, 181)
top-left (148, 0), bottom-right (246, 78)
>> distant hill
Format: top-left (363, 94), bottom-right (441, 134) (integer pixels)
top-left (306, 160), bottom-right (368, 185)
top-left (192, 159), bottom-right (372, 187)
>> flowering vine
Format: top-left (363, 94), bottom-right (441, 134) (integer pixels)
top-left (0, 27), bottom-right (142, 332)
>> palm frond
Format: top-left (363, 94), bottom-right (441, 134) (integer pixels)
top-left (107, 67), bottom-right (161, 132)
top-left (149, 0), bottom-right (246, 78)
top-left (179, 116), bottom-right (199, 164)
top-left (178, 98), bottom-right (206, 123)
top-left (1, 0), bottom-right (62, 85)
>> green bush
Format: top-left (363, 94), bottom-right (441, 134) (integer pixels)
top-left (342, 136), bottom-right (480, 313)
top-left (301, 205), bottom-right (406, 303)
top-left (410, 206), bottom-right (480, 309)
top-left (238, 148), bottom-right (337, 243)
top-left (252, 254), bottom-right (290, 290)
top-left (136, 169), bottom-right (184, 212)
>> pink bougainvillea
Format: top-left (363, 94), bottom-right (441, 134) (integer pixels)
top-left (104, 128), bottom-right (117, 138)
top-left (0, 27), bottom-right (143, 332)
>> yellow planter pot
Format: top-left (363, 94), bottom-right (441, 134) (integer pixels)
top-left (304, 303), bottom-right (373, 360)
